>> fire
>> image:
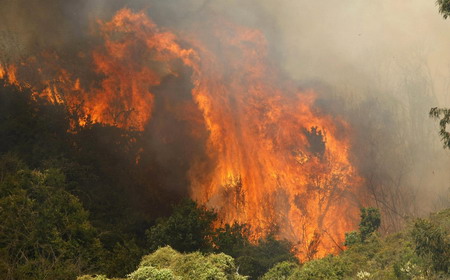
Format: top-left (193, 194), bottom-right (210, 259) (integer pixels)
top-left (0, 9), bottom-right (364, 260)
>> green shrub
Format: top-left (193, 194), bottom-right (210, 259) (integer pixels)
top-left (261, 261), bottom-right (299, 280)
top-left (412, 218), bottom-right (450, 274)
top-left (139, 246), bottom-right (247, 280)
top-left (344, 231), bottom-right (360, 247)
top-left (128, 266), bottom-right (179, 280)
top-left (0, 159), bottom-right (103, 280)
top-left (289, 256), bottom-right (348, 280)
top-left (359, 208), bottom-right (381, 242)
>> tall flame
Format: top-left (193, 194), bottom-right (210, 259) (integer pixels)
top-left (0, 9), bottom-right (364, 260)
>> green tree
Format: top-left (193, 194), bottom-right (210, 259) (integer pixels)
top-left (234, 235), bottom-right (296, 280)
top-left (288, 256), bottom-right (348, 280)
top-left (359, 207), bottom-right (381, 242)
top-left (213, 222), bottom-right (250, 256)
top-left (0, 156), bottom-right (103, 279)
top-left (146, 199), bottom-right (217, 253)
top-left (101, 238), bottom-right (144, 278)
top-left (260, 261), bottom-right (299, 280)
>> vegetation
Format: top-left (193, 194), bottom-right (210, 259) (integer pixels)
top-left (430, 107), bottom-right (450, 149)
top-left (146, 199), bottom-right (217, 253)
top-left (437, 0), bottom-right (450, 19)
top-left (261, 208), bottom-right (450, 279)
top-left (146, 200), bottom-right (296, 279)
top-left (79, 246), bottom-right (247, 280)
top-left (0, 156), bottom-right (102, 279)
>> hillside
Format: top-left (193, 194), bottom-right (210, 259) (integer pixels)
top-left (78, 209), bottom-right (450, 280)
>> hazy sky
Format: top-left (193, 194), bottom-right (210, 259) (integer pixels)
top-left (254, 0), bottom-right (450, 105)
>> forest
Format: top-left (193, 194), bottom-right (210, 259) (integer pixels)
top-left (1, 0), bottom-right (450, 280)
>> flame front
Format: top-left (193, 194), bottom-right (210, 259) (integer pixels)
top-left (0, 9), bottom-right (363, 260)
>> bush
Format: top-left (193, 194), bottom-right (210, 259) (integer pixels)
top-left (0, 157), bottom-right (103, 279)
top-left (138, 246), bottom-right (247, 280)
top-left (128, 266), bottom-right (179, 280)
top-left (289, 256), bottom-right (348, 280)
top-left (260, 261), bottom-right (299, 280)
top-left (412, 218), bottom-right (450, 274)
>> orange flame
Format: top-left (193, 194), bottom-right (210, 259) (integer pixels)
top-left (0, 9), bottom-right (364, 260)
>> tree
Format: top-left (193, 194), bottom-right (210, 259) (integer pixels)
top-left (437, 0), bottom-right (450, 19)
top-left (344, 207), bottom-right (381, 246)
top-left (212, 222), bottom-right (251, 256)
top-left (234, 235), bottom-right (297, 280)
top-left (260, 261), bottom-right (299, 280)
top-left (359, 207), bottom-right (381, 242)
top-left (146, 199), bottom-right (217, 253)
top-left (288, 256), bottom-right (348, 280)
top-left (0, 156), bottom-right (103, 279)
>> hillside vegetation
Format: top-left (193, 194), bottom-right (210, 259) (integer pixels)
top-left (77, 209), bottom-right (450, 280)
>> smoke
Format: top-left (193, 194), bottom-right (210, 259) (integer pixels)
top-left (249, 0), bottom-right (450, 226)
top-left (2, 0), bottom-right (450, 231)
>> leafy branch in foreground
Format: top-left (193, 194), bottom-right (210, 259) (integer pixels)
top-left (437, 0), bottom-right (450, 19)
top-left (429, 107), bottom-right (450, 149)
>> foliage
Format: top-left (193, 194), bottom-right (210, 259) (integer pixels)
top-left (412, 217), bottom-right (450, 274)
top-left (146, 199), bottom-right (217, 253)
top-left (0, 79), bottom-right (165, 278)
top-left (101, 239), bottom-right (144, 278)
top-left (437, 0), bottom-right (450, 19)
top-left (213, 222), bottom-right (251, 256)
top-left (289, 255), bottom-right (349, 280)
top-left (139, 246), bottom-right (247, 280)
top-left (145, 199), bottom-right (296, 279)
top-left (344, 207), bottom-right (381, 246)
top-left (0, 156), bottom-right (103, 280)
top-left (77, 275), bottom-right (110, 280)
top-left (344, 231), bottom-right (360, 247)
top-left (359, 207), bottom-right (381, 242)
top-left (234, 235), bottom-right (296, 280)
top-left (260, 261), bottom-right (299, 280)
top-left (429, 107), bottom-right (450, 148)
top-left (261, 209), bottom-right (450, 280)
top-left (79, 246), bottom-right (248, 280)
top-left (128, 266), bottom-right (179, 280)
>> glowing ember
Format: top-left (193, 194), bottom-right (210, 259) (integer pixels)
top-left (0, 9), bottom-right (364, 260)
